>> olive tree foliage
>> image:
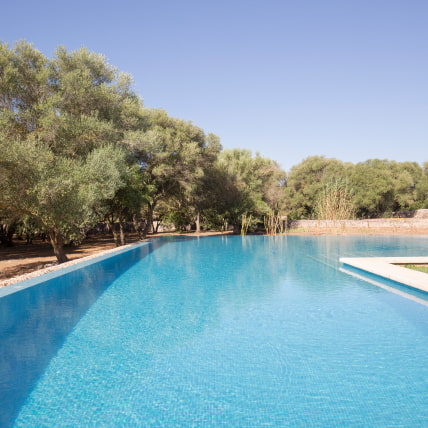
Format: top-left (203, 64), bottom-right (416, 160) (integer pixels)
top-left (284, 156), bottom-right (350, 219)
top-left (98, 163), bottom-right (146, 246)
top-left (350, 159), bottom-right (422, 217)
top-left (180, 132), bottom-right (223, 233)
top-left (124, 109), bottom-right (222, 236)
top-left (285, 156), bottom-right (427, 219)
top-left (414, 162), bottom-right (428, 209)
top-left (0, 41), bottom-right (140, 262)
top-left (202, 149), bottom-right (286, 232)
top-left (163, 133), bottom-right (223, 233)
top-left (0, 139), bottom-right (128, 261)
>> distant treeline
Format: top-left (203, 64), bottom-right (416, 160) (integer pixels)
top-left (1, 41), bottom-right (427, 262)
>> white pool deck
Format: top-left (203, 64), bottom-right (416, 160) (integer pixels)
top-left (340, 257), bottom-right (428, 293)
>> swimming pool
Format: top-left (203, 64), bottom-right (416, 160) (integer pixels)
top-left (1, 235), bottom-right (428, 427)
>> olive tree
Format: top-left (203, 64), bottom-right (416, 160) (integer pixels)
top-left (284, 156), bottom-right (349, 219)
top-left (204, 149), bottom-right (286, 232)
top-left (0, 138), bottom-right (128, 262)
top-left (125, 109), bottom-right (221, 236)
top-left (0, 41), bottom-right (142, 262)
top-left (350, 159), bottom-right (419, 217)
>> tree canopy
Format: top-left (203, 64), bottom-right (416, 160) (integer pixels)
top-left (0, 41), bottom-right (140, 261)
top-left (284, 156), bottom-right (426, 219)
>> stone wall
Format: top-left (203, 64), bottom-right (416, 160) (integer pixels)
top-left (287, 211), bottom-right (428, 232)
top-left (414, 209), bottom-right (428, 219)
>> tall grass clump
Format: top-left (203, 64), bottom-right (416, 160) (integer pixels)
top-left (241, 213), bottom-right (253, 235)
top-left (315, 178), bottom-right (356, 220)
top-left (264, 212), bottom-right (285, 235)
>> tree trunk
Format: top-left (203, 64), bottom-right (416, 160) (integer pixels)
top-left (106, 219), bottom-right (121, 246)
top-left (48, 228), bottom-right (69, 264)
top-left (111, 223), bottom-right (121, 247)
top-left (154, 218), bottom-right (161, 233)
top-left (0, 224), bottom-right (15, 247)
top-left (132, 214), bottom-right (144, 240)
top-left (6, 224), bottom-right (15, 246)
top-left (142, 202), bottom-right (156, 238)
top-left (119, 221), bottom-right (126, 246)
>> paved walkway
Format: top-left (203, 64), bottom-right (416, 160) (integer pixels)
top-left (340, 257), bottom-right (428, 293)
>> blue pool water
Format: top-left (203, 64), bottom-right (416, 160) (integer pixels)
top-left (1, 235), bottom-right (428, 427)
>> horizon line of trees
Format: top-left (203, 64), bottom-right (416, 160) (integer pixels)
top-left (1, 41), bottom-right (428, 263)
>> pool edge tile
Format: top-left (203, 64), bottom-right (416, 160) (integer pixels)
top-left (339, 256), bottom-right (428, 293)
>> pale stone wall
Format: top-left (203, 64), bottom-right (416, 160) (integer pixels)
top-left (287, 217), bottom-right (428, 232)
top-left (414, 209), bottom-right (428, 219)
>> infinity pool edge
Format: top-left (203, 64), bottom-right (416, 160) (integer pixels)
top-left (0, 240), bottom-right (151, 298)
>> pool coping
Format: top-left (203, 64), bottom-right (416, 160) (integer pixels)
top-left (339, 257), bottom-right (428, 293)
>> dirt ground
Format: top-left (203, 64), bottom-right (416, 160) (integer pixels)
top-left (1, 228), bottom-right (428, 284)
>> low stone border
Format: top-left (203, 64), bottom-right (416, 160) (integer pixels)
top-left (288, 218), bottom-right (428, 232)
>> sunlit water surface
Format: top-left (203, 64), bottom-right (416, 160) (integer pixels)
top-left (2, 235), bottom-right (428, 427)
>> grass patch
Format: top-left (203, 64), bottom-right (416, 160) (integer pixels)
top-left (404, 265), bottom-right (428, 274)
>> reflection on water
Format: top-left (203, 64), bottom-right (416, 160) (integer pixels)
top-left (2, 235), bottom-right (428, 427)
top-left (340, 266), bottom-right (428, 307)
top-left (0, 242), bottom-right (156, 428)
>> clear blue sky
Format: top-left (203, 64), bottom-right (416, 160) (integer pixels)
top-left (2, 0), bottom-right (427, 171)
